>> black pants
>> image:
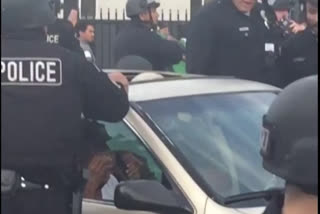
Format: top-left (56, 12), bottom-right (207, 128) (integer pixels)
top-left (2, 189), bottom-right (73, 214)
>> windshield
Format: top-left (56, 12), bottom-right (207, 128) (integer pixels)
top-left (137, 92), bottom-right (284, 199)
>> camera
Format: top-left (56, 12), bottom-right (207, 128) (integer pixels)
top-left (279, 18), bottom-right (293, 35)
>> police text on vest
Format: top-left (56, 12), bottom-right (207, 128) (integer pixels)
top-left (1, 58), bottom-right (62, 86)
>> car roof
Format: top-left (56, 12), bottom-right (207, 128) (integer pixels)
top-left (103, 70), bottom-right (281, 102)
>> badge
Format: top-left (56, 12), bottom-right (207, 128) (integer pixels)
top-left (84, 50), bottom-right (92, 59)
top-left (293, 57), bottom-right (306, 63)
top-left (265, 43), bottom-right (275, 52)
top-left (239, 27), bottom-right (249, 32)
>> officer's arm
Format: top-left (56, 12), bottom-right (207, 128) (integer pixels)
top-left (77, 59), bottom-right (129, 122)
top-left (145, 33), bottom-right (184, 66)
top-left (186, 11), bottom-right (216, 74)
top-left (61, 21), bottom-right (85, 56)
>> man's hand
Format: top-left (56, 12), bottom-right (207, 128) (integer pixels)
top-left (108, 72), bottom-right (129, 94)
top-left (122, 152), bottom-right (144, 179)
top-left (87, 153), bottom-right (114, 188)
top-left (290, 21), bottom-right (307, 34)
top-left (84, 152), bottom-right (114, 200)
top-left (159, 28), bottom-right (170, 37)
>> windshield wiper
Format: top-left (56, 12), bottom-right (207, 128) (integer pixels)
top-left (222, 188), bottom-right (284, 205)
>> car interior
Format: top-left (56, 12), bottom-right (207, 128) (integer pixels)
top-left (81, 119), bottom-right (174, 202)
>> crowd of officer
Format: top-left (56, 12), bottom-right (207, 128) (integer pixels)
top-left (29, 0), bottom-right (318, 89)
top-left (73, 0), bottom-right (316, 89)
top-left (1, 0), bottom-right (318, 214)
top-left (187, 0), bottom-right (318, 88)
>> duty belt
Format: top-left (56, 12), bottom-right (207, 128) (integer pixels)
top-left (1, 169), bottom-right (82, 214)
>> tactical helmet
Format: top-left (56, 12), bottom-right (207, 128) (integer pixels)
top-left (261, 76), bottom-right (318, 194)
top-left (116, 55), bottom-right (153, 71)
top-left (1, 0), bottom-right (56, 32)
top-left (272, 0), bottom-right (293, 10)
top-left (126, 0), bottom-right (160, 18)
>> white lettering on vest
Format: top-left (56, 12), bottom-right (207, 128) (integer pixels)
top-left (47, 34), bottom-right (60, 44)
top-left (1, 58), bottom-right (62, 86)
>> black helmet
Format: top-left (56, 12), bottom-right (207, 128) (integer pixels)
top-left (272, 0), bottom-right (293, 10)
top-left (126, 0), bottom-right (160, 18)
top-left (261, 76), bottom-right (318, 194)
top-left (116, 55), bottom-right (153, 71)
top-left (1, 0), bottom-right (56, 32)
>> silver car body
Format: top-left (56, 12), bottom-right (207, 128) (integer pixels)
top-left (83, 74), bottom-right (280, 214)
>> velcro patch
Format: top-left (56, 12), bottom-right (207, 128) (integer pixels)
top-left (1, 58), bottom-right (62, 86)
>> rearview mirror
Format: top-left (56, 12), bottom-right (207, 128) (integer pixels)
top-left (114, 180), bottom-right (192, 214)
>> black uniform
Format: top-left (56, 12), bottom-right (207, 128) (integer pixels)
top-left (47, 19), bottom-right (84, 55)
top-left (186, 0), bottom-right (279, 85)
top-left (1, 31), bottom-right (129, 214)
top-left (277, 28), bottom-right (318, 88)
top-left (114, 20), bottom-right (184, 71)
top-left (263, 194), bottom-right (284, 214)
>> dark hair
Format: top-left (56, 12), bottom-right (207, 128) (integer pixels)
top-left (76, 21), bottom-right (94, 34)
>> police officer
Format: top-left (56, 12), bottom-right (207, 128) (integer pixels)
top-left (114, 0), bottom-right (184, 71)
top-left (46, 0), bottom-right (84, 54)
top-left (187, 0), bottom-right (280, 85)
top-left (261, 76), bottom-right (318, 214)
top-left (276, 0), bottom-right (318, 88)
top-left (1, 0), bottom-right (129, 213)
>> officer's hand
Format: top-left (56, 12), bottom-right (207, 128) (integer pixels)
top-left (159, 28), bottom-right (170, 37)
top-left (289, 21), bottom-right (307, 34)
top-left (108, 72), bottom-right (129, 94)
top-left (167, 35), bottom-right (178, 42)
top-left (68, 9), bottom-right (78, 27)
top-left (88, 153), bottom-right (114, 188)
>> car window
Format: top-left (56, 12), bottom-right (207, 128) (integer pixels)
top-left (82, 120), bottom-right (164, 202)
top-left (138, 92), bottom-right (285, 201)
top-left (101, 121), bottom-right (163, 182)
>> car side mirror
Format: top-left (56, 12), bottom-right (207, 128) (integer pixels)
top-left (114, 180), bottom-right (192, 214)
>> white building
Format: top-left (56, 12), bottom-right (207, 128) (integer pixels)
top-left (80, 0), bottom-right (191, 21)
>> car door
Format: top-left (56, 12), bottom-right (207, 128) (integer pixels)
top-left (81, 119), bottom-right (179, 214)
top-left (83, 200), bottom-right (153, 214)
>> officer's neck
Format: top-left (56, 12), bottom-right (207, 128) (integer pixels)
top-left (282, 190), bottom-right (318, 214)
